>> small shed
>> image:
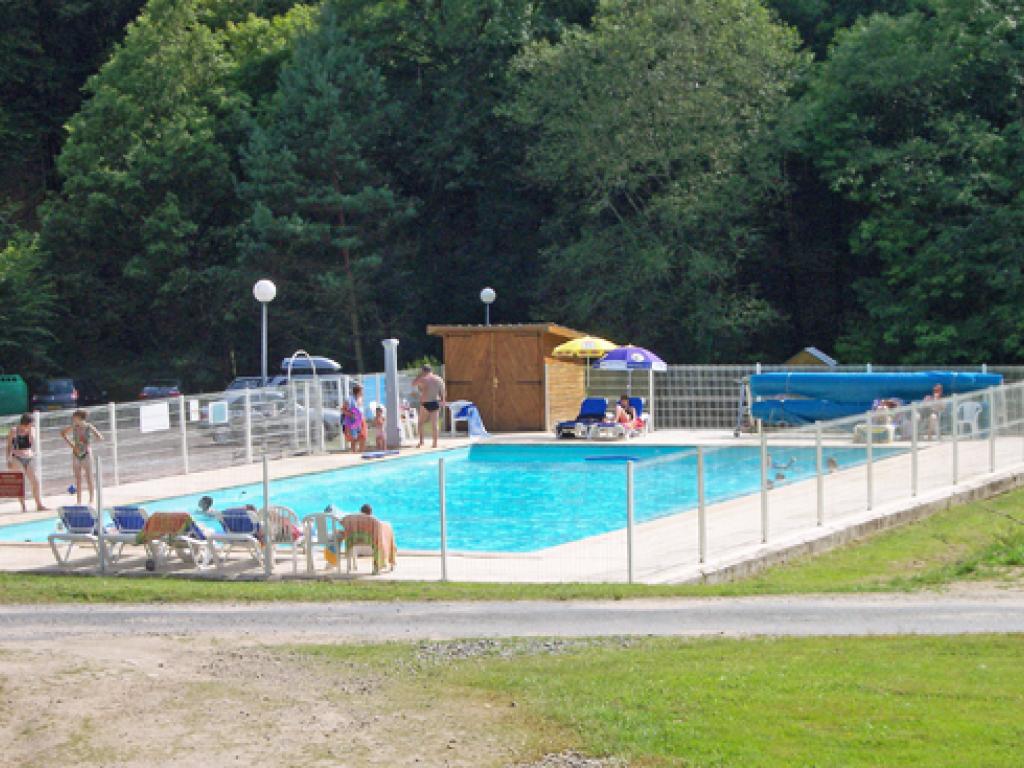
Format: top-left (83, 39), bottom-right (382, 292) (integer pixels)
top-left (426, 323), bottom-right (587, 432)
top-left (784, 347), bottom-right (837, 367)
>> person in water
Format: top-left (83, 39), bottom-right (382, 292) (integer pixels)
top-left (6, 413), bottom-right (47, 512)
top-left (60, 409), bottom-right (104, 504)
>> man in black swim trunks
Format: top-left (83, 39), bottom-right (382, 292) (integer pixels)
top-left (412, 364), bottom-right (446, 449)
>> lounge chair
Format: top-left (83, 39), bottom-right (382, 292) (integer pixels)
top-left (209, 507), bottom-right (263, 567)
top-left (136, 511), bottom-right (214, 570)
top-left (106, 505), bottom-right (150, 564)
top-left (303, 509), bottom-right (345, 574)
top-left (629, 397), bottom-right (651, 435)
top-left (555, 397), bottom-right (609, 439)
top-left (48, 506), bottom-right (101, 567)
top-left (340, 514), bottom-right (397, 575)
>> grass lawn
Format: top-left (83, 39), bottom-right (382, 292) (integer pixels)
top-left (304, 635), bottom-right (1024, 767)
top-left (1, 488), bottom-right (1022, 603)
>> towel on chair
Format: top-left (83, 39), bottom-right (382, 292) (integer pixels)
top-left (340, 514), bottom-right (397, 573)
top-left (136, 512), bottom-right (202, 544)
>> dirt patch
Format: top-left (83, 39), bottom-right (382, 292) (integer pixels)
top-left (0, 635), bottom-right (559, 768)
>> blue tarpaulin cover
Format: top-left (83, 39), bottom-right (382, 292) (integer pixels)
top-left (749, 371), bottom-right (1003, 425)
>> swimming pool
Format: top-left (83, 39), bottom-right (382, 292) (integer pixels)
top-left (0, 443), bottom-right (898, 550)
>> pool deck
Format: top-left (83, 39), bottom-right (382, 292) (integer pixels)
top-left (2, 430), bottom-right (1022, 583)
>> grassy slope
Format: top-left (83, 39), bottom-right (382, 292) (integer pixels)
top-left (1, 488), bottom-right (1022, 603)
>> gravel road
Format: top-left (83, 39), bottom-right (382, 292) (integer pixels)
top-left (3, 592), bottom-right (1024, 642)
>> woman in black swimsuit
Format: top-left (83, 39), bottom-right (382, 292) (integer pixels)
top-left (6, 413), bottom-right (47, 512)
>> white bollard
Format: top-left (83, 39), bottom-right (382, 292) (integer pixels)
top-left (989, 389), bottom-right (997, 473)
top-left (95, 454), bottom-right (106, 575)
top-left (263, 454), bottom-right (272, 578)
top-left (815, 423), bottom-right (824, 526)
top-left (760, 430), bottom-right (768, 544)
top-left (866, 410), bottom-right (873, 512)
top-left (244, 389), bottom-right (253, 464)
top-left (697, 448), bottom-right (706, 563)
top-left (32, 410), bottom-right (42, 493)
top-left (626, 460), bottom-right (635, 583)
top-left (911, 402), bottom-right (919, 497)
top-left (951, 394), bottom-right (959, 485)
top-left (179, 395), bottom-right (189, 474)
top-left (304, 381), bottom-right (312, 453)
top-left (439, 458), bottom-right (448, 582)
top-left (108, 402), bottom-right (120, 486)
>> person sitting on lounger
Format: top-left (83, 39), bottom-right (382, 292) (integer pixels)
top-left (922, 384), bottom-right (944, 439)
top-left (614, 394), bottom-right (643, 432)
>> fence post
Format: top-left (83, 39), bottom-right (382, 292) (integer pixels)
top-left (178, 395), bottom-right (189, 474)
top-left (95, 454), bottom-right (106, 575)
top-left (543, 363), bottom-right (550, 434)
top-left (626, 459), bottom-right (635, 583)
top-left (988, 388), bottom-right (997, 473)
top-left (303, 381), bottom-right (312, 453)
top-left (262, 454), bottom-right (272, 578)
top-left (951, 394), bottom-right (959, 485)
top-left (866, 410), bottom-right (873, 512)
top-left (697, 448), bottom-right (706, 564)
top-left (316, 382), bottom-right (326, 453)
top-left (290, 381), bottom-right (298, 450)
top-left (32, 410), bottom-right (42, 492)
top-left (910, 402), bottom-right (919, 497)
top-left (108, 401), bottom-right (119, 486)
top-left (760, 430), bottom-right (768, 544)
top-left (815, 422), bottom-right (824, 526)
top-left (244, 389), bottom-right (253, 464)
top-left (439, 457), bottom-right (448, 582)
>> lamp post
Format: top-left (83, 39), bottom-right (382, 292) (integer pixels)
top-left (480, 287), bottom-right (496, 326)
top-left (253, 279), bottom-right (277, 385)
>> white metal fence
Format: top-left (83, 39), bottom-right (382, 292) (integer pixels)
top-left (2, 370), bottom-right (428, 497)
top-left (588, 364), bottom-right (1024, 431)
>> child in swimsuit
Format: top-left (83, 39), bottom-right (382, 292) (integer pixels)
top-left (373, 407), bottom-right (386, 450)
top-left (61, 409), bottom-right (104, 504)
top-left (6, 413), bottom-right (47, 512)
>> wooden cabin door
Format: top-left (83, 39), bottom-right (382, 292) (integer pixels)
top-left (492, 332), bottom-right (543, 431)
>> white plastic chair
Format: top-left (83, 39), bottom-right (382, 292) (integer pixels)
top-left (446, 400), bottom-right (472, 435)
top-left (957, 401), bottom-right (983, 437)
top-left (303, 510), bottom-right (345, 574)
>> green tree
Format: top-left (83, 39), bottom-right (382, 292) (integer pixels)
top-left (0, 231), bottom-right (55, 378)
top-left (508, 0), bottom-right (802, 359)
top-left (794, 0), bottom-right (1024, 362)
top-left (240, 3), bottom-right (414, 372)
top-left (37, 0), bottom-right (310, 388)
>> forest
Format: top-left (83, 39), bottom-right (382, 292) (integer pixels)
top-left (1, 0), bottom-right (1022, 393)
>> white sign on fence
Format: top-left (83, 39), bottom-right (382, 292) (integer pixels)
top-left (209, 401), bottom-right (229, 425)
top-left (189, 399), bottom-right (200, 422)
top-left (139, 403), bottom-right (170, 433)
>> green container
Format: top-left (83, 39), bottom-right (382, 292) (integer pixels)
top-left (0, 375), bottom-right (28, 416)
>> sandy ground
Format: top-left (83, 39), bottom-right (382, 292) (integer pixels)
top-left (0, 634), bottom-right (557, 768)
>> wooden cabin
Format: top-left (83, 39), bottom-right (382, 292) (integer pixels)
top-left (426, 323), bottom-right (587, 432)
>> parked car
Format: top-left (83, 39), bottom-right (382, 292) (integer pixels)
top-left (138, 379), bottom-right (182, 399)
top-left (31, 378), bottom-right (107, 411)
top-left (225, 376), bottom-right (264, 391)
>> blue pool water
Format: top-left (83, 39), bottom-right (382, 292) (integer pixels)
top-left (0, 443), bottom-right (898, 551)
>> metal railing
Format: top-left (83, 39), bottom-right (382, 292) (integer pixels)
top-left (588, 364), bottom-right (1024, 431)
top-left (1, 369), bottom-right (430, 497)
